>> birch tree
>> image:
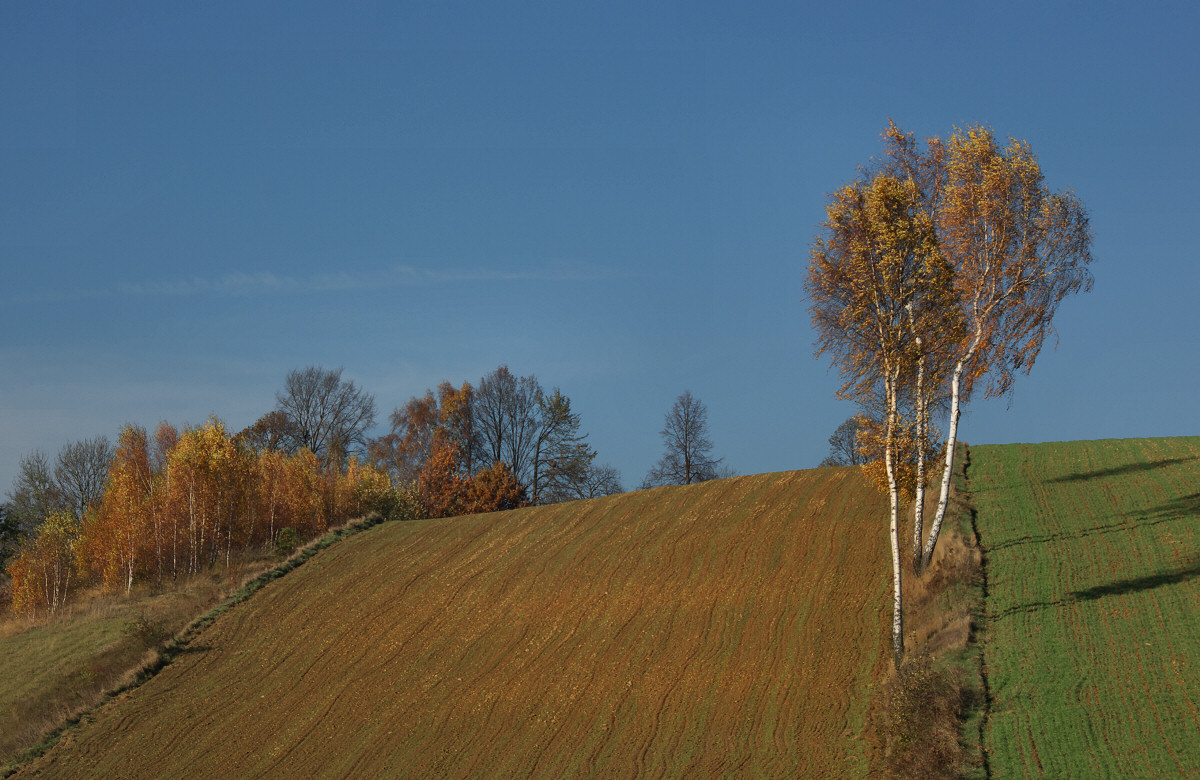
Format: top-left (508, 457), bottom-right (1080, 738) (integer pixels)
top-left (81, 425), bottom-right (151, 593)
top-left (868, 122), bottom-right (960, 572)
top-left (919, 125), bottom-right (1093, 570)
top-left (5, 510), bottom-right (81, 616)
top-left (806, 171), bottom-right (952, 669)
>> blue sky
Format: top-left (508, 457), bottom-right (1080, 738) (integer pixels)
top-left (3, 1), bottom-right (1198, 494)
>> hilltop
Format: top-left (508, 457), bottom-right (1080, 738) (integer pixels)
top-left (13, 468), bottom-right (891, 779)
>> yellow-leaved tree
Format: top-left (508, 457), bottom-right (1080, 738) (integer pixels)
top-left (807, 121), bottom-right (1093, 668)
top-left (916, 124), bottom-right (1093, 570)
top-left (6, 511), bottom-right (82, 617)
top-left (806, 168), bottom-right (954, 669)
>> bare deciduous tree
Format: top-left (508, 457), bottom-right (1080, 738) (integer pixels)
top-left (580, 463), bottom-right (624, 499)
top-left (54, 435), bottom-right (115, 519)
top-left (274, 366), bottom-right (376, 465)
top-left (0, 502), bottom-right (22, 568)
top-left (238, 411), bottom-right (301, 456)
top-left (6, 450), bottom-right (63, 534)
top-left (473, 366), bottom-right (542, 486)
top-left (643, 391), bottom-right (723, 487)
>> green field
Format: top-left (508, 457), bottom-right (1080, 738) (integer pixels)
top-left (0, 609), bottom-right (130, 758)
top-left (971, 437), bottom-right (1200, 777)
top-left (0, 581), bottom-right (232, 765)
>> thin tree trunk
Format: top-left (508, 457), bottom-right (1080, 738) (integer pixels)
top-left (152, 500), bottom-right (163, 591)
top-left (188, 480), bottom-right (197, 576)
top-left (922, 322), bottom-right (985, 570)
top-left (532, 436), bottom-right (543, 505)
top-left (912, 348), bottom-right (927, 573)
top-left (125, 544), bottom-right (134, 594)
top-left (268, 484), bottom-right (277, 544)
top-left (885, 368), bottom-right (905, 670)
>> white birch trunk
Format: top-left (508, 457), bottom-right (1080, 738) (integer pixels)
top-left (912, 347), bottom-right (927, 572)
top-left (922, 315), bottom-right (987, 569)
top-left (125, 545), bottom-right (135, 594)
top-left (923, 356), bottom-right (966, 569)
top-left (885, 369), bottom-right (905, 670)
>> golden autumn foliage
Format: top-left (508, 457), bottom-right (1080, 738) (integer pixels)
top-left (886, 121), bottom-right (1094, 571)
top-left (6, 511), bottom-right (81, 617)
top-left (936, 124), bottom-right (1093, 402)
top-left (76, 424), bottom-right (153, 593)
top-left (807, 120), bottom-right (1093, 666)
top-left (4, 416), bottom-right (417, 617)
top-left (854, 413), bottom-right (941, 503)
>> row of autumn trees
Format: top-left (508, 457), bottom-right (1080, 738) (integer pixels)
top-left (4, 419), bottom-right (410, 617)
top-left (368, 365), bottom-right (623, 513)
top-left (2, 364), bottom-right (627, 618)
top-left (807, 122), bottom-right (1094, 668)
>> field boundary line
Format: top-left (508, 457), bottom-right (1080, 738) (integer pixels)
top-left (0, 512), bottom-right (396, 779)
top-left (962, 444), bottom-right (994, 779)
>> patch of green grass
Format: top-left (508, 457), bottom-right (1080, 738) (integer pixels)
top-left (0, 587), bottom-right (224, 769)
top-left (0, 612), bottom-right (125, 718)
top-left (972, 437), bottom-right (1200, 778)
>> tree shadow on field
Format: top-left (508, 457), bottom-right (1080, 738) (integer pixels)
top-left (159, 644), bottom-right (213, 662)
top-left (1145, 492), bottom-right (1200, 521)
top-left (986, 493), bottom-right (1200, 553)
top-left (1048, 456), bottom-right (1197, 483)
top-left (994, 558), bottom-right (1200, 621)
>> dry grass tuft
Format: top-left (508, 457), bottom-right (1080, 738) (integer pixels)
top-left (870, 446), bottom-right (986, 779)
top-left (882, 652), bottom-right (972, 778)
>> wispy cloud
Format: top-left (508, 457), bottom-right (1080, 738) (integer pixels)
top-left (13, 261), bottom-right (623, 304)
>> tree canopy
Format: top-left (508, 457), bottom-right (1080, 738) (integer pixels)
top-left (806, 120), bottom-right (1094, 667)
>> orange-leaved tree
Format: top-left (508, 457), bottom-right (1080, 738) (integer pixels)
top-left (418, 437), bottom-right (466, 519)
top-left (79, 424), bottom-right (154, 593)
top-left (916, 124), bottom-right (1094, 570)
top-left (462, 461), bottom-right (528, 515)
top-left (806, 168), bottom-right (953, 670)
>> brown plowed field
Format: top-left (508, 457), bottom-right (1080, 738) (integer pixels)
top-left (16, 469), bottom-right (889, 779)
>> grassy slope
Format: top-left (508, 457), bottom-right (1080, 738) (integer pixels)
top-left (0, 610), bottom-right (130, 756)
top-left (14, 469), bottom-right (890, 779)
top-left (0, 582), bottom-right (231, 763)
top-left (971, 437), bottom-right (1200, 777)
